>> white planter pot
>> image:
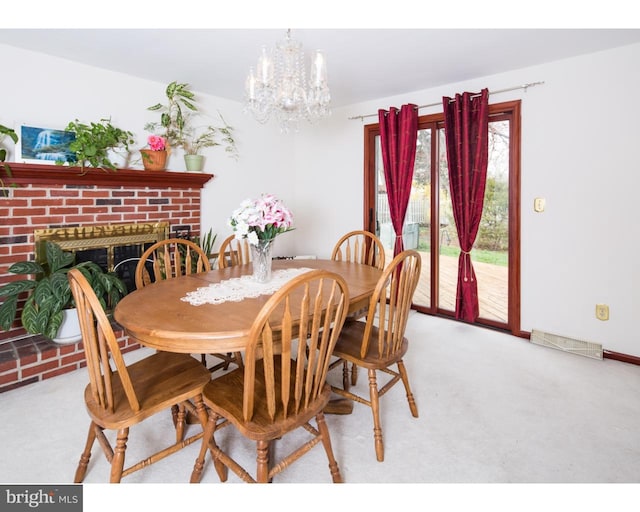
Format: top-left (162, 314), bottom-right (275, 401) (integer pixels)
top-left (52, 308), bottom-right (83, 345)
top-left (107, 148), bottom-right (131, 169)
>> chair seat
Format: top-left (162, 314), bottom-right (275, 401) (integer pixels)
top-left (84, 351), bottom-right (211, 430)
top-left (203, 361), bottom-right (332, 441)
top-left (333, 320), bottom-right (409, 369)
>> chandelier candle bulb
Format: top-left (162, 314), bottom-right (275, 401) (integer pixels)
top-left (246, 68), bottom-right (257, 100)
top-left (311, 51), bottom-right (327, 87)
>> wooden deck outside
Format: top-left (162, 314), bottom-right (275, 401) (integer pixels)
top-left (386, 250), bottom-right (508, 323)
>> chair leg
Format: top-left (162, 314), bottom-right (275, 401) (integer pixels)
top-left (256, 440), bottom-right (270, 483)
top-left (234, 352), bottom-right (244, 369)
top-left (110, 428), bottom-right (129, 483)
top-left (316, 412), bottom-right (343, 483)
top-left (74, 422), bottom-right (97, 483)
top-left (350, 363), bottom-right (358, 386)
top-left (342, 360), bottom-right (350, 390)
top-left (397, 360), bottom-right (418, 417)
top-left (174, 403), bottom-right (187, 442)
top-left (191, 410), bottom-right (228, 483)
top-left (367, 369), bottom-right (384, 462)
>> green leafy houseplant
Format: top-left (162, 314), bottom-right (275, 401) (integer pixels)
top-left (0, 124), bottom-right (18, 190)
top-left (192, 228), bottom-right (217, 257)
top-left (0, 241), bottom-right (128, 339)
top-left (63, 118), bottom-right (135, 172)
top-left (145, 81), bottom-right (194, 149)
top-left (0, 124), bottom-right (18, 163)
top-left (145, 81), bottom-right (238, 159)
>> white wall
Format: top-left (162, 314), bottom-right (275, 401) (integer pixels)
top-left (0, 44), bottom-right (298, 258)
top-left (296, 42), bottom-right (640, 358)
top-left (2, 41), bottom-right (639, 357)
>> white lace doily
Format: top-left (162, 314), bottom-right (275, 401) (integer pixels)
top-left (181, 267), bottom-right (314, 306)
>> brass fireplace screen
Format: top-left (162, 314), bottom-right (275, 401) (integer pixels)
top-left (34, 222), bottom-right (170, 291)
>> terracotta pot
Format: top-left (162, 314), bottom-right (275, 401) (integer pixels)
top-left (140, 149), bottom-right (167, 171)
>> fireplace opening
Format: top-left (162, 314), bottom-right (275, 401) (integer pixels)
top-left (34, 222), bottom-right (171, 293)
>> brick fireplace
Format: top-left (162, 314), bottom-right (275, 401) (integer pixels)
top-left (0, 162), bottom-right (213, 392)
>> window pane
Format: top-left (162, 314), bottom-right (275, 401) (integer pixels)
top-left (475, 120), bottom-right (509, 322)
top-left (438, 128), bottom-right (457, 312)
top-left (375, 131), bottom-right (431, 308)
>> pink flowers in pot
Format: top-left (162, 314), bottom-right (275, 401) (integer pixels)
top-left (147, 135), bottom-right (166, 151)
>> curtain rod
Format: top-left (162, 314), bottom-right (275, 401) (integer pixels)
top-left (348, 81), bottom-right (545, 121)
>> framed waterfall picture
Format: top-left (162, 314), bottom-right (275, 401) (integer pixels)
top-left (15, 124), bottom-right (76, 165)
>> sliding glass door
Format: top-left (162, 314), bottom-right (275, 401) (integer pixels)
top-left (364, 101), bottom-right (521, 335)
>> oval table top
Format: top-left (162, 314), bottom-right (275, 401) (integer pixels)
top-left (113, 259), bottom-right (382, 354)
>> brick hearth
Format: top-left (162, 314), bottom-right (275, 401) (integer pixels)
top-left (0, 163), bottom-right (213, 392)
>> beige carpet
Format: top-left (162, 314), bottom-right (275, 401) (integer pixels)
top-left (1, 312), bottom-right (638, 509)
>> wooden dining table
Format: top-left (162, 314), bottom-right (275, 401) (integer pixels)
top-left (113, 258), bottom-right (382, 355)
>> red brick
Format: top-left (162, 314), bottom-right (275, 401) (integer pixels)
top-left (50, 207), bottom-right (81, 215)
top-left (60, 351), bottom-right (86, 366)
top-left (65, 199), bottom-right (94, 206)
top-left (50, 189), bottom-right (79, 197)
top-left (40, 346), bottom-right (60, 361)
top-left (42, 364), bottom-right (79, 380)
top-left (0, 359), bottom-right (17, 373)
top-left (32, 216), bottom-right (64, 225)
top-left (63, 215), bottom-right (99, 224)
top-left (95, 214), bottom-right (123, 222)
top-left (22, 359), bottom-right (59, 378)
top-left (0, 371), bottom-right (19, 385)
top-left (82, 190), bottom-right (110, 198)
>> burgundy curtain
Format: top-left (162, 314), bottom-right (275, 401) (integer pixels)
top-left (442, 89), bottom-right (489, 322)
top-left (378, 104), bottom-right (418, 257)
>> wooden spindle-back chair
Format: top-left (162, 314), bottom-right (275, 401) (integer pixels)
top-left (328, 250), bottom-right (421, 462)
top-left (217, 235), bottom-right (251, 269)
top-left (331, 230), bottom-right (386, 385)
top-left (190, 269), bottom-right (349, 483)
top-left (134, 238), bottom-right (242, 373)
top-left (68, 268), bottom-right (212, 483)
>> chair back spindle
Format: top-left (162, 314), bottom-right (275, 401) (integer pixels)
top-left (331, 230), bottom-right (386, 270)
top-left (135, 238), bottom-right (210, 289)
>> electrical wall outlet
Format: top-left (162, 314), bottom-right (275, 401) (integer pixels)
top-left (534, 197), bottom-right (545, 212)
top-left (595, 304), bottom-right (609, 321)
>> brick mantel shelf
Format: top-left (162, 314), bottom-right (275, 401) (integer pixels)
top-left (1, 162), bottom-right (214, 189)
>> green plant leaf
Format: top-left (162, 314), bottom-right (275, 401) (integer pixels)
top-left (21, 299), bottom-right (50, 335)
top-left (166, 81), bottom-right (178, 97)
top-left (0, 296), bottom-right (18, 330)
top-left (8, 261), bottom-right (44, 275)
top-left (45, 310), bottom-right (64, 340)
top-left (47, 242), bottom-right (75, 273)
top-left (0, 279), bottom-right (36, 297)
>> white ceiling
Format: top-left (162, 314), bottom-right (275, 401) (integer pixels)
top-left (1, 28), bottom-right (639, 107)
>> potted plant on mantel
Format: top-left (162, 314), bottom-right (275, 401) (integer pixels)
top-left (182, 114), bottom-right (238, 172)
top-left (62, 118), bottom-right (135, 173)
top-left (145, 81), bottom-right (238, 172)
top-left (0, 124), bottom-right (18, 190)
top-left (0, 124), bottom-right (18, 163)
top-left (0, 241), bottom-right (127, 343)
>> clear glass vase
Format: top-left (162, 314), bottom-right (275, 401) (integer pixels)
top-left (250, 238), bottom-right (274, 283)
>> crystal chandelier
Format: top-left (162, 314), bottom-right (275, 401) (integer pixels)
top-left (244, 30), bottom-right (331, 133)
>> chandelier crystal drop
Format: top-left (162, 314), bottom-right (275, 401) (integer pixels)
top-left (244, 29), bottom-right (331, 133)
